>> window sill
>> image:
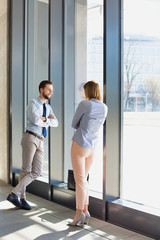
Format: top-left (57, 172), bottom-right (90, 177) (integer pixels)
top-left (110, 198), bottom-right (160, 217)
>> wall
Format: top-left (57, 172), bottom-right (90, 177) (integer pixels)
top-left (0, 0), bottom-right (9, 183)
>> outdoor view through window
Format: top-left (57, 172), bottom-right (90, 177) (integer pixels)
top-left (121, 0), bottom-right (160, 209)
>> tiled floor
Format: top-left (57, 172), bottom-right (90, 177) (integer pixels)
top-left (0, 181), bottom-right (154, 240)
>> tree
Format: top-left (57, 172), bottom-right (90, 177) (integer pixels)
top-left (144, 76), bottom-right (160, 111)
top-left (123, 41), bottom-right (142, 111)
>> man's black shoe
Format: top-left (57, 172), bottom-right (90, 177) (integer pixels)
top-left (20, 198), bottom-right (32, 210)
top-left (7, 193), bottom-right (22, 208)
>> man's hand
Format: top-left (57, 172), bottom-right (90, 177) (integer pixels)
top-left (48, 115), bottom-right (54, 119)
top-left (40, 117), bottom-right (46, 122)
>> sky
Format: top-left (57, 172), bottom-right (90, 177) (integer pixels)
top-left (124, 0), bottom-right (160, 37)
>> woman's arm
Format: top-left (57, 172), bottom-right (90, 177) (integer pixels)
top-left (72, 101), bottom-right (87, 129)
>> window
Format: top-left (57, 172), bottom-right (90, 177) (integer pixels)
top-left (64, 0), bottom-right (104, 199)
top-left (121, 0), bottom-right (160, 209)
top-left (25, 0), bottom-right (49, 181)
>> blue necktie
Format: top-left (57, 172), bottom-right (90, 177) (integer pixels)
top-left (42, 103), bottom-right (47, 138)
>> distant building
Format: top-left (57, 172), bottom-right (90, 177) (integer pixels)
top-left (124, 34), bottom-right (160, 111)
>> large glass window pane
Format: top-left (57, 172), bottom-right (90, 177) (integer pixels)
top-left (121, 0), bottom-right (160, 209)
top-left (26, 0), bottom-right (49, 181)
top-left (64, 0), bottom-right (104, 199)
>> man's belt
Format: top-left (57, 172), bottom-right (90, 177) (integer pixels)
top-left (26, 130), bottom-right (44, 141)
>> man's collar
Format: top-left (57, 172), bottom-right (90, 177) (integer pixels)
top-left (38, 97), bottom-right (46, 104)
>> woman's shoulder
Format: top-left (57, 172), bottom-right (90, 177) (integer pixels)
top-left (100, 101), bottom-right (108, 110)
top-left (102, 103), bottom-right (108, 117)
top-left (89, 99), bottom-right (107, 107)
top-left (79, 100), bottom-right (91, 107)
top-left (78, 99), bottom-right (108, 110)
top-left (103, 102), bottom-right (108, 110)
top-left (93, 100), bottom-right (108, 115)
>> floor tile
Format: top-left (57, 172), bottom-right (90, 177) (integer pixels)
top-left (0, 184), bottom-right (155, 240)
top-left (93, 224), bottom-right (137, 240)
top-left (125, 233), bottom-right (155, 240)
top-left (0, 186), bottom-right (13, 193)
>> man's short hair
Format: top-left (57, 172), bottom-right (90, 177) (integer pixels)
top-left (39, 80), bottom-right (53, 93)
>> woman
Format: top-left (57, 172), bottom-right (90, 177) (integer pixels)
top-left (69, 80), bottom-right (108, 226)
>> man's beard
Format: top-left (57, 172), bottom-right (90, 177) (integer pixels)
top-left (42, 92), bottom-right (50, 100)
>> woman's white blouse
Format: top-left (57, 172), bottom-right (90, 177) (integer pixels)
top-left (72, 99), bottom-right (108, 150)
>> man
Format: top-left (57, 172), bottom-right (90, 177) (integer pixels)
top-left (7, 80), bottom-right (58, 210)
